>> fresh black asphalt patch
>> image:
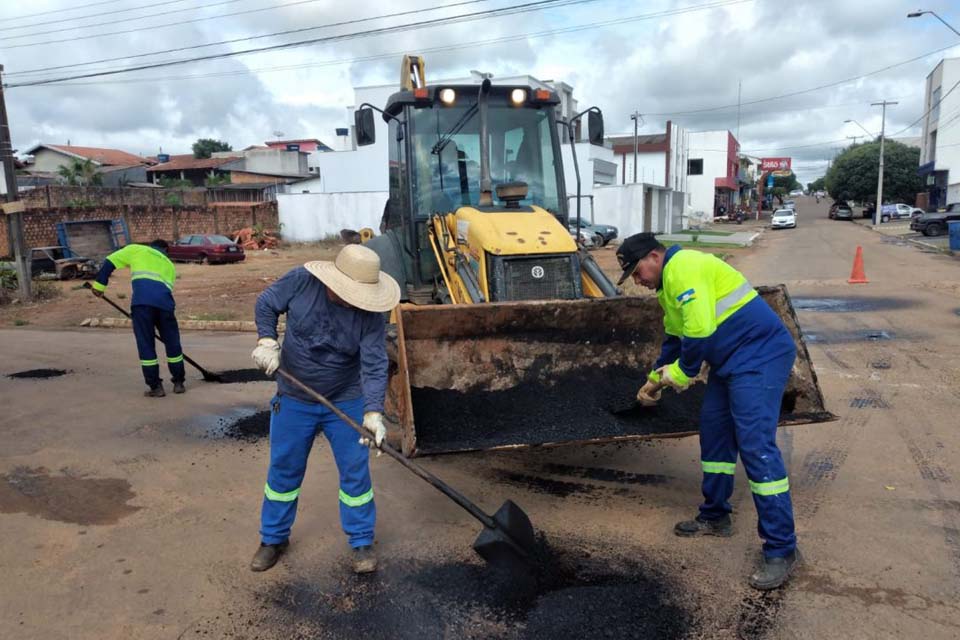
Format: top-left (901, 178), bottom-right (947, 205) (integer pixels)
top-left (6, 368), bottom-right (70, 379)
top-left (215, 368), bottom-right (274, 383)
top-left (792, 297), bottom-right (916, 313)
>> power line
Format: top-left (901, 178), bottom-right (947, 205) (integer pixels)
top-left (0, 0), bottom-right (124, 22)
top-left (7, 0), bottom-right (756, 86)
top-left (4, 0), bottom-right (607, 87)
top-left (0, 0), bottom-right (195, 33)
top-left (0, 0), bottom-right (283, 46)
top-left (644, 43), bottom-right (960, 117)
top-left (5, 0), bottom-right (500, 77)
top-left (887, 78), bottom-right (960, 137)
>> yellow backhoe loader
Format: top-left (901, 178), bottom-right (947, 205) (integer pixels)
top-left (356, 56), bottom-right (832, 457)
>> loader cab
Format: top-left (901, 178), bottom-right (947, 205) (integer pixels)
top-left (357, 85), bottom-right (575, 299)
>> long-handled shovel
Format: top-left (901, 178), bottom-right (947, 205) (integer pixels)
top-left (84, 282), bottom-right (223, 382)
top-left (277, 368), bottom-right (539, 571)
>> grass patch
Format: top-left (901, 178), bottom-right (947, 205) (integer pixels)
top-left (672, 241), bottom-right (747, 249)
top-left (116, 293), bottom-right (126, 299)
top-left (13, 318), bottom-right (29, 326)
top-left (677, 229), bottom-right (735, 237)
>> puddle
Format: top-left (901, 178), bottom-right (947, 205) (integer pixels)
top-left (215, 369), bottom-right (274, 384)
top-left (188, 407), bottom-right (271, 442)
top-left (221, 539), bottom-right (694, 639)
top-left (6, 368), bottom-right (70, 379)
top-left (0, 466), bottom-right (140, 525)
top-left (792, 297), bottom-right (915, 313)
top-left (804, 329), bottom-right (895, 344)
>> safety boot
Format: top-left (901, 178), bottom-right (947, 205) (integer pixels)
top-left (250, 541), bottom-right (288, 572)
top-left (674, 514), bottom-right (733, 537)
top-left (749, 549), bottom-right (802, 591)
top-left (173, 381), bottom-right (186, 394)
top-left (144, 383), bottom-right (166, 398)
top-left (352, 545), bottom-right (377, 574)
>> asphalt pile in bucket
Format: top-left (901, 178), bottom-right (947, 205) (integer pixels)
top-left (411, 365), bottom-right (707, 453)
top-left (240, 538), bottom-right (693, 640)
top-left (6, 368), bottom-right (70, 379)
top-left (215, 368), bottom-right (274, 384)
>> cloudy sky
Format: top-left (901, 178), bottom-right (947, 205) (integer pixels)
top-left (3, 0), bottom-right (960, 184)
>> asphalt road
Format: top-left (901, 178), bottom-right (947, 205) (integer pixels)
top-left (1, 196), bottom-right (959, 639)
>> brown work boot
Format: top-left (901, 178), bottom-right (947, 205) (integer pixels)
top-left (352, 545), bottom-right (377, 574)
top-left (173, 382), bottom-right (186, 394)
top-left (250, 541), bottom-right (288, 572)
top-left (674, 514), bottom-right (733, 537)
top-left (144, 383), bottom-right (166, 398)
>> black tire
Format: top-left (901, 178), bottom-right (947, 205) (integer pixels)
top-left (881, 215), bottom-right (890, 223)
top-left (199, 254), bottom-right (209, 264)
top-left (924, 223), bottom-right (944, 237)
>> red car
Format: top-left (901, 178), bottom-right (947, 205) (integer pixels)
top-left (167, 234), bottom-right (245, 264)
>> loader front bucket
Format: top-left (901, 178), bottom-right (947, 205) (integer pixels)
top-left (385, 285), bottom-right (834, 457)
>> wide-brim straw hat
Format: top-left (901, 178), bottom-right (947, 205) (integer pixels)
top-left (304, 244), bottom-right (401, 313)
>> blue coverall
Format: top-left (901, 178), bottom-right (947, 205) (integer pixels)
top-left (93, 244), bottom-right (185, 389)
top-left (652, 246), bottom-right (797, 558)
top-left (254, 267), bottom-right (388, 548)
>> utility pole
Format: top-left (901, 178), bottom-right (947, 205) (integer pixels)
top-left (846, 135), bottom-right (863, 145)
top-left (871, 100), bottom-right (898, 227)
top-left (0, 65), bottom-right (30, 301)
top-left (736, 79), bottom-right (742, 142)
top-left (630, 110), bottom-right (642, 183)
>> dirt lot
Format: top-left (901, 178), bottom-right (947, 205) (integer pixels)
top-left (0, 238), bottom-right (750, 328)
top-left (3, 200), bottom-right (958, 639)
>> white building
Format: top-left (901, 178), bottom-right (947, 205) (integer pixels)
top-left (686, 130), bottom-right (740, 219)
top-left (919, 57), bottom-right (960, 208)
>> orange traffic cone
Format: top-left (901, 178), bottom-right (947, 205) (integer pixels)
top-left (848, 246), bottom-right (868, 284)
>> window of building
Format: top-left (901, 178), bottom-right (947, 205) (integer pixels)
top-left (931, 86), bottom-right (942, 122)
top-left (688, 158), bottom-right (703, 175)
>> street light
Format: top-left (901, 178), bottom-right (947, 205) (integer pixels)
top-left (907, 10), bottom-right (960, 37)
top-left (844, 119), bottom-right (875, 139)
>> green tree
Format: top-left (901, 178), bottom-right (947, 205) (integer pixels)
top-left (57, 158), bottom-right (103, 186)
top-left (808, 177), bottom-right (826, 193)
top-left (824, 140), bottom-right (922, 204)
top-left (192, 138), bottom-right (233, 159)
top-left (772, 172), bottom-right (801, 192)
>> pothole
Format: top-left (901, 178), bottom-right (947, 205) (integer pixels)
top-left (792, 297), bottom-right (915, 313)
top-left (804, 329), bottom-right (895, 344)
top-left (215, 369), bottom-right (274, 384)
top-left (6, 368), bottom-right (70, 379)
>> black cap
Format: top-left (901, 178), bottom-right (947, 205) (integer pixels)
top-left (616, 232), bottom-right (664, 285)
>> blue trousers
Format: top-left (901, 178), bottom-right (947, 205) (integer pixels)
top-left (698, 350), bottom-right (797, 558)
top-left (131, 305), bottom-right (184, 388)
top-left (260, 394), bottom-right (375, 548)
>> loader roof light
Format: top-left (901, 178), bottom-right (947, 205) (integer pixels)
top-left (510, 88), bottom-right (527, 105)
top-left (439, 88), bottom-right (456, 105)
top-left (414, 88), bottom-right (429, 99)
top-left (534, 89), bottom-right (551, 101)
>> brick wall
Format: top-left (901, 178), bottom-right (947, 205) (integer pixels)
top-left (1, 202), bottom-right (278, 258)
top-left (20, 185), bottom-right (209, 208)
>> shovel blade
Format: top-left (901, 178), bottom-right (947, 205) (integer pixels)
top-left (472, 500), bottom-right (537, 570)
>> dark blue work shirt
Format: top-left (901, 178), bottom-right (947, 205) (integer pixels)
top-left (255, 266), bottom-right (388, 413)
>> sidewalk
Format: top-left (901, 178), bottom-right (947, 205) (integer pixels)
top-left (852, 217), bottom-right (953, 253)
top-left (658, 230), bottom-right (759, 247)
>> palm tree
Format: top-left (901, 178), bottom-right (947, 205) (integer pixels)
top-left (57, 158), bottom-right (103, 186)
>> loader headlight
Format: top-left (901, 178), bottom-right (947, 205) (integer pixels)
top-left (439, 88), bottom-right (456, 105)
top-left (510, 89), bottom-right (527, 105)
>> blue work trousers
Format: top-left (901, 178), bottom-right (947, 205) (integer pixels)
top-left (697, 350), bottom-right (797, 558)
top-left (259, 394), bottom-right (375, 548)
top-left (131, 304), bottom-right (184, 388)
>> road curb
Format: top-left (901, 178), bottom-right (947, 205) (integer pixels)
top-left (79, 317), bottom-right (279, 332)
top-left (852, 219), bottom-right (955, 256)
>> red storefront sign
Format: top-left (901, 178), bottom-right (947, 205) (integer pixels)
top-left (760, 157), bottom-right (792, 172)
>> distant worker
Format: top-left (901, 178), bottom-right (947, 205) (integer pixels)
top-left (91, 240), bottom-right (185, 397)
top-left (249, 244), bottom-right (400, 574)
top-left (619, 232), bottom-right (800, 590)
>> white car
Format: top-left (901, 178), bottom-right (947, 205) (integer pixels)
top-left (789, 189), bottom-right (804, 197)
top-left (880, 203), bottom-right (923, 222)
top-left (771, 208), bottom-right (797, 229)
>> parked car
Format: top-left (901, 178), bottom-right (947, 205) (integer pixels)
top-left (167, 234), bottom-right (245, 264)
top-left (788, 189), bottom-right (804, 197)
top-left (833, 203), bottom-right (854, 220)
top-left (879, 203), bottom-right (923, 223)
top-left (568, 226), bottom-right (596, 248)
top-left (771, 208), bottom-right (797, 229)
top-left (910, 203), bottom-right (960, 236)
top-left (829, 200), bottom-right (852, 219)
top-left (569, 220), bottom-right (618, 246)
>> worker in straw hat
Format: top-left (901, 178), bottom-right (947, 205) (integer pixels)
top-left (249, 244), bottom-right (400, 574)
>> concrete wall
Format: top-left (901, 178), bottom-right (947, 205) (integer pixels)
top-left (560, 142), bottom-right (618, 199)
top-left (592, 183), bottom-right (675, 237)
top-left (277, 191), bottom-right (388, 242)
top-left (686, 130), bottom-right (732, 216)
top-left (29, 148), bottom-right (75, 173)
top-left (239, 148), bottom-right (308, 176)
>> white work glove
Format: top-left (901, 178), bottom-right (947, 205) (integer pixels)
top-left (636, 372), bottom-right (662, 407)
top-left (251, 337), bottom-right (280, 375)
top-left (657, 363), bottom-right (692, 392)
top-left (360, 412), bottom-right (386, 452)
